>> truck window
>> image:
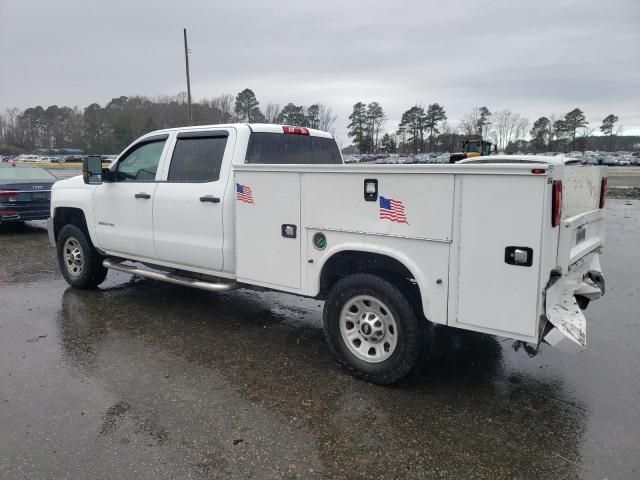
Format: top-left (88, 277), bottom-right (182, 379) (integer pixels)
top-left (168, 135), bottom-right (228, 182)
top-left (245, 132), bottom-right (342, 165)
top-left (116, 139), bottom-right (166, 182)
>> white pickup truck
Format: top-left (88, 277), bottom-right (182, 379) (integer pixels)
top-left (48, 124), bottom-right (606, 384)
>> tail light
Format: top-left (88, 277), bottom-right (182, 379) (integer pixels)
top-left (282, 125), bottom-right (310, 135)
top-left (0, 189), bottom-right (17, 197)
top-left (599, 176), bottom-right (607, 209)
top-left (552, 180), bottom-right (562, 227)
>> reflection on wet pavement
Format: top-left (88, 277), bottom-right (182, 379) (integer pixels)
top-left (1, 201), bottom-right (639, 479)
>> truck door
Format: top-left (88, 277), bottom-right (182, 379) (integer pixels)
top-left (93, 135), bottom-right (169, 260)
top-left (152, 129), bottom-right (235, 272)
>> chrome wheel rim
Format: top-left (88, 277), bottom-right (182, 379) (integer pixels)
top-left (339, 295), bottom-right (398, 363)
top-left (63, 237), bottom-right (84, 277)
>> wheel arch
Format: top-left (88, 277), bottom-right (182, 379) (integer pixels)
top-left (316, 246), bottom-right (428, 319)
top-left (53, 207), bottom-right (94, 245)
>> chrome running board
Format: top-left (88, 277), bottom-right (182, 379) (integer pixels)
top-left (103, 258), bottom-right (235, 292)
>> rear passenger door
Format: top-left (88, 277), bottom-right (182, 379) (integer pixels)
top-left (152, 129), bottom-right (235, 272)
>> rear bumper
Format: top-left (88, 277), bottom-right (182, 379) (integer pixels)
top-left (543, 253), bottom-right (604, 353)
top-left (0, 207), bottom-right (50, 223)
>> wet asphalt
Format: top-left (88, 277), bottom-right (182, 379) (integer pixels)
top-left (0, 200), bottom-right (639, 480)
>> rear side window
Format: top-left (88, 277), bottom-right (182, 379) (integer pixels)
top-left (168, 133), bottom-right (228, 182)
top-left (245, 132), bottom-right (342, 165)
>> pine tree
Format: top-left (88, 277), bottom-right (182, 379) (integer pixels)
top-left (234, 88), bottom-right (265, 123)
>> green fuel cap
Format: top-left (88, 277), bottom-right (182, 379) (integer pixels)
top-left (313, 232), bottom-right (327, 250)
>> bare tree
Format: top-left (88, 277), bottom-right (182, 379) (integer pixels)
top-left (212, 94), bottom-right (235, 123)
top-left (459, 108), bottom-right (481, 136)
top-left (264, 103), bottom-right (281, 124)
top-left (488, 109), bottom-right (528, 152)
top-left (317, 104), bottom-right (337, 135)
top-left (458, 107), bottom-right (490, 137)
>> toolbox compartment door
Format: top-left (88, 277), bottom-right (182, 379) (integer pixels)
top-left (449, 174), bottom-right (546, 340)
top-left (235, 171), bottom-right (302, 290)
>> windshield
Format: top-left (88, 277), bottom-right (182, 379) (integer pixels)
top-left (0, 167), bottom-right (57, 181)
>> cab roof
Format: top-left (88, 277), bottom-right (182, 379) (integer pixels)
top-left (139, 123), bottom-right (334, 139)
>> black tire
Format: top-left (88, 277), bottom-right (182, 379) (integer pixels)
top-left (57, 224), bottom-right (108, 289)
top-left (323, 273), bottom-right (425, 385)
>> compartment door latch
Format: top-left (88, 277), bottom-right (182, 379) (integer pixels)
top-left (281, 224), bottom-right (297, 239)
top-left (505, 246), bottom-right (533, 266)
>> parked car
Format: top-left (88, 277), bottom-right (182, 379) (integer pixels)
top-left (63, 155), bottom-right (85, 163)
top-left (618, 158), bottom-right (631, 166)
top-left (0, 165), bottom-right (56, 223)
top-left (18, 155), bottom-right (41, 162)
top-left (48, 124), bottom-right (606, 384)
top-left (602, 156), bottom-right (619, 166)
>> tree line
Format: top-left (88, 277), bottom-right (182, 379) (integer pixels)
top-left (0, 87), bottom-right (634, 155)
top-left (346, 102), bottom-right (631, 154)
top-left (0, 88), bottom-right (336, 154)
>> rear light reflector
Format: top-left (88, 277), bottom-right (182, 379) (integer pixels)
top-left (0, 190), bottom-right (17, 196)
top-left (552, 180), bottom-right (562, 227)
top-left (531, 168), bottom-right (546, 174)
top-left (0, 209), bottom-right (17, 214)
top-left (599, 176), bottom-right (607, 209)
top-left (282, 125), bottom-right (310, 135)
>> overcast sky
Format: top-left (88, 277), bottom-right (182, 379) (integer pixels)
top-left (1, 0), bottom-right (638, 144)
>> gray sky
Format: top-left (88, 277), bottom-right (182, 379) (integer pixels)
top-left (1, 0), bottom-right (639, 144)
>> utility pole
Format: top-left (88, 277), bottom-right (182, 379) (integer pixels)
top-left (183, 28), bottom-right (192, 126)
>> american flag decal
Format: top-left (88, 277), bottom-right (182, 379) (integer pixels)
top-left (379, 196), bottom-right (408, 224)
top-left (236, 183), bottom-right (254, 204)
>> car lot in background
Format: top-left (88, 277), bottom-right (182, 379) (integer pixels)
top-left (0, 165), bottom-right (56, 223)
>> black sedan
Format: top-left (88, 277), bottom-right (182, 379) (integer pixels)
top-left (0, 165), bottom-right (56, 224)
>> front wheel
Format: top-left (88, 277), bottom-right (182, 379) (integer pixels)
top-left (57, 224), bottom-right (108, 289)
top-left (323, 273), bottom-right (425, 385)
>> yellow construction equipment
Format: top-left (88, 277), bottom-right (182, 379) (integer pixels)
top-left (450, 138), bottom-right (496, 163)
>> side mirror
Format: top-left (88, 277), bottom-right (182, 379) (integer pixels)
top-left (83, 156), bottom-right (103, 184)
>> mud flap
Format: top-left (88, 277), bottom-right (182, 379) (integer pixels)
top-left (544, 292), bottom-right (587, 354)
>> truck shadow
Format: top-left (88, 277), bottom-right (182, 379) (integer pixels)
top-left (57, 280), bottom-right (587, 479)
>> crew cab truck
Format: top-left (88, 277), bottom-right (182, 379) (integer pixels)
top-left (48, 124), bottom-right (606, 384)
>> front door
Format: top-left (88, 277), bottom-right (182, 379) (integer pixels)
top-left (93, 135), bottom-right (169, 260)
top-left (152, 129), bottom-right (234, 272)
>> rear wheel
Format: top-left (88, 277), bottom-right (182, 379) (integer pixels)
top-left (57, 224), bottom-right (108, 289)
top-left (323, 273), bottom-right (425, 384)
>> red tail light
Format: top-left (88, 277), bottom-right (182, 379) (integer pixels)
top-left (0, 190), bottom-right (17, 197)
top-left (282, 125), bottom-right (310, 135)
top-left (552, 180), bottom-right (562, 227)
top-left (599, 176), bottom-right (607, 209)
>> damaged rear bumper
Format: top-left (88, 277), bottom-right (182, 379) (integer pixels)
top-left (542, 253), bottom-right (604, 354)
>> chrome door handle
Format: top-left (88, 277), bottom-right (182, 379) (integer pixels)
top-left (134, 192), bottom-right (151, 199)
top-left (199, 196), bottom-right (220, 203)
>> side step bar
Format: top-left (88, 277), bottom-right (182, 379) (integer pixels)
top-left (103, 258), bottom-right (235, 293)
